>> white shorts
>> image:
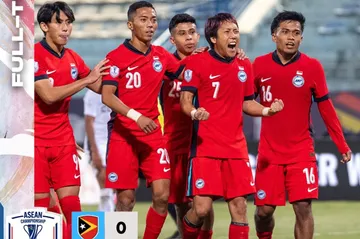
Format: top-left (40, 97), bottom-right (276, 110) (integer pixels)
top-left (86, 141), bottom-right (107, 167)
top-left (98, 142), bottom-right (107, 166)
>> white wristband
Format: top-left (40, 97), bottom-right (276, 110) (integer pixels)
top-left (190, 109), bottom-right (197, 120)
top-left (127, 109), bottom-right (142, 122)
top-left (262, 107), bottom-right (270, 116)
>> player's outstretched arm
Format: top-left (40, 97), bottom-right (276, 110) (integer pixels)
top-left (102, 85), bottom-right (157, 134)
top-left (312, 59), bottom-right (351, 163)
top-left (84, 59), bottom-right (110, 93)
top-left (243, 99), bottom-right (284, 117)
top-left (35, 59), bottom-right (109, 105)
top-left (191, 46), bottom-right (209, 55)
top-left (317, 99), bottom-right (352, 163)
top-left (180, 91), bottom-right (209, 120)
top-left (236, 48), bottom-right (248, 60)
top-left (35, 77), bottom-right (92, 105)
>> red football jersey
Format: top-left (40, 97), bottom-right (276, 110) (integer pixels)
top-left (103, 40), bottom-right (184, 140)
top-left (181, 50), bottom-right (254, 159)
top-left (160, 52), bottom-right (192, 154)
top-left (253, 51), bottom-right (329, 163)
top-left (34, 40), bottom-right (90, 147)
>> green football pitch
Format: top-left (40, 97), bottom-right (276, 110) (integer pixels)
top-left (83, 201), bottom-right (360, 239)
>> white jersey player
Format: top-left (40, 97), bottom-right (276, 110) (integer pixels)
top-left (83, 90), bottom-right (114, 211)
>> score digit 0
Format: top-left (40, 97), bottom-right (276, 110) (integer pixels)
top-left (116, 221), bottom-right (126, 234)
top-left (105, 212), bottom-right (137, 238)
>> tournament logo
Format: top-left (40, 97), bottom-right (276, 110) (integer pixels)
top-left (238, 70), bottom-right (247, 82)
top-left (6, 208), bottom-right (62, 239)
top-left (70, 63), bottom-right (78, 80)
top-left (34, 61), bottom-right (39, 73)
top-left (23, 224), bottom-right (43, 238)
top-left (292, 75), bottom-right (305, 88)
top-left (257, 190), bottom-right (266, 200)
top-left (78, 216), bottom-right (98, 239)
top-left (153, 60), bottom-right (163, 72)
top-left (195, 179), bottom-right (205, 189)
top-left (108, 172), bottom-right (118, 182)
top-left (184, 69), bottom-right (192, 82)
top-left (110, 66), bottom-right (120, 78)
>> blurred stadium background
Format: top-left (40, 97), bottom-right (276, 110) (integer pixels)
top-left (35, 0), bottom-right (360, 238)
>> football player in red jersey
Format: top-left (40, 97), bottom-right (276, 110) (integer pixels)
top-left (253, 11), bottom-right (352, 239)
top-left (101, 2), bottom-right (186, 239)
top-left (180, 13), bottom-right (284, 239)
top-left (34, 2), bottom-right (108, 239)
top-left (160, 14), bottom-right (214, 239)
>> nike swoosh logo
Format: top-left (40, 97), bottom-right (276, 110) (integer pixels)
top-left (163, 168), bottom-right (170, 172)
top-left (250, 182), bottom-right (255, 186)
top-left (308, 187), bottom-right (317, 192)
top-left (74, 174), bottom-right (81, 179)
top-left (46, 70), bottom-right (56, 75)
top-left (209, 74), bottom-right (220, 79)
top-left (261, 77), bottom-right (271, 82)
top-left (127, 66), bottom-right (139, 71)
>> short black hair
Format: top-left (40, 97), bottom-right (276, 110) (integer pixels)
top-left (168, 13), bottom-right (196, 33)
top-left (37, 1), bottom-right (75, 25)
top-left (205, 13), bottom-right (238, 49)
top-left (127, 1), bottom-right (155, 21)
top-left (271, 11), bottom-right (306, 34)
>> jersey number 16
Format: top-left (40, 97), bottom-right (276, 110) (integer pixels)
top-left (303, 167), bottom-right (316, 184)
top-left (261, 85), bottom-right (272, 102)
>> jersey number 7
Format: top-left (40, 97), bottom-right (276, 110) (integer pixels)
top-left (212, 82), bottom-right (220, 99)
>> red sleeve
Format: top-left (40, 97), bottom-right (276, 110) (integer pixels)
top-left (311, 59), bottom-right (349, 153)
top-left (76, 55), bottom-right (91, 79)
top-left (164, 50), bottom-right (185, 80)
top-left (102, 54), bottom-right (119, 88)
top-left (180, 56), bottom-right (200, 93)
top-left (34, 49), bottom-right (48, 81)
top-left (252, 58), bottom-right (261, 96)
top-left (243, 59), bottom-right (255, 101)
top-left (311, 59), bottom-right (329, 102)
top-left (317, 100), bottom-right (350, 154)
top-left (163, 55), bottom-right (188, 81)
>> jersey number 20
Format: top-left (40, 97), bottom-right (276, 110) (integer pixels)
top-left (157, 148), bottom-right (170, 164)
top-left (126, 72), bottom-right (141, 89)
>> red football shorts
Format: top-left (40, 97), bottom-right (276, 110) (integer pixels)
top-left (105, 136), bottom-right (171, 189)
top-left (187, 157), bottom-right (256, 200)
top-left (169, 152), bottom-right (191, 204)
top-left (255, 155), bottom-right (318, 206)
top-left (35, 145), bottom-right (81, 193)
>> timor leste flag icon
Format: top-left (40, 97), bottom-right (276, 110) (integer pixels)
top-left (78, 215), bottom-right (99, 239)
